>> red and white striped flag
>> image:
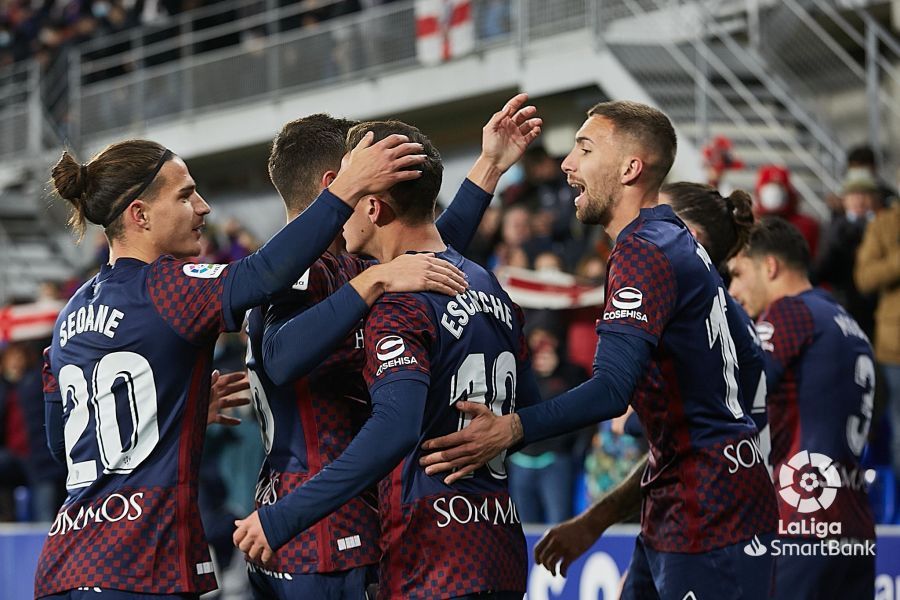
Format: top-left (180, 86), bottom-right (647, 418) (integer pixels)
top-left (415, 0), bottom-right (475, 66)
top-left (494, 267), bottom-right (605, 310)
top-left (0, 300), bottom-right (64, 343)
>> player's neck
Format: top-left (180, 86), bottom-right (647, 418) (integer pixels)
top-left (107, 238), bottom-right (162, 266)
top-left (768, 273), bottom-right (813, 306)
top-left (374, 223), bottom-right (446, 263)
top-left (606, 187), bottom-right (659, 240)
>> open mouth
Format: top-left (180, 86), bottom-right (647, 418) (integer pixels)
top-left (569, 181), bottom-right (586, 205)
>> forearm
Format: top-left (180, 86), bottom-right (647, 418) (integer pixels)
top-left (581, 454), bottom-right (646, 531)
top-left (258, 380), bottom-right (425, 550)
top-left (226, 190), bottom-right (352, 319)
top-left (263, 284), bottom-right (369, 385)
top-left (465, 155), bottom-right (504, 195)
top-left (435, 178), bottom-right (493, 251)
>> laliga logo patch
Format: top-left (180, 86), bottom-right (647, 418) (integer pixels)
top-left (778, 450), bottom-right (841, 513)
top-left (183, 263), bottom-right (226, 279)
top-left (611, 287), bottom-right (643, 310)
top-left (376, 336), bottom-right (406, 361)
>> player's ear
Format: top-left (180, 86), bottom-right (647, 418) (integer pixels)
top-left (321, 170), bottom-right (338, 189)
top-left (371, 196), bottom-right (395, 226)
top-left (763, 254), bottom-right (779, 280)
top-left (128, 200), bottom-right (149, 230)
top-left (621, 157), bottom-right (643, 185)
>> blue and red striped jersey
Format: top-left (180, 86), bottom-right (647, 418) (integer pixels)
top-left (758, 289), bottom-right (875, 540)
top-left (598, 205), bottom-right (778, 553)
top-left (35, 257), bottom-right (238, 597)
top-left (362, 246), bottom-right (533, 600)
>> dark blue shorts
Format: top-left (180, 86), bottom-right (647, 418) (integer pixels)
top-left (621, 534), bottom-right (775, 600)
top-left (773, 541), bottom-right (874, 600)
top-left (247, 563), bottom-right (373, 600)
top-left (41, 590), bottom-right (198, 600)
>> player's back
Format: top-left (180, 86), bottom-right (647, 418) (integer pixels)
top-left (759, 288), bottom-right (875, 539)
top-left (245, 252), bottom-right (380, 575)
top-left (36, 257), bottom-right (223, 597)
top-left (599, 205), bottom-right (778, 553)
top-left (362, 246), bottom-right (528, 600)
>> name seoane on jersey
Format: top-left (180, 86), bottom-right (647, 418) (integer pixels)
top-left (375, 335), bottom-right (418, 376)
top-left (603, 287), bottom-right (648, 323)
top-left (440, 289), bottom-right (513, 340)
top-left (59, 304), bottom-right (124, 348)
top-left (48, 492), bottom-right (144, 536)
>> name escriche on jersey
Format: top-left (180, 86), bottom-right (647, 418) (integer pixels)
top-left (439, 289), bottom-right (513, 340)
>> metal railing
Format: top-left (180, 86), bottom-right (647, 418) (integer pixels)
top-left (0, 1), bottom-right (897, 174)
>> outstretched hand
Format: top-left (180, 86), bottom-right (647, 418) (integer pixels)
top-left (418, 401), bottom-right (522, 485)
top-left (208, 369), bottom-right (251, 426)
top-left (534, 512), bottom-right (610, 577)
top-left (480, 93), bottom-right (543, 173)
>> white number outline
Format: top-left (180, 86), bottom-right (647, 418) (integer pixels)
top-left (450, 351), bottom-right (517, 479)
top-left (706, 288), bottom-right (744, 419)
top-left (59, 352), bottom-right (160, 490)
top-left (847, 354), bottom-right (875, 457)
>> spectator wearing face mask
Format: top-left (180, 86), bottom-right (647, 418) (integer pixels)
top-left (754, 164), bottom-right (820, 258)
top-left (814, 173), bottom-right (882, 337)
top-left (846, 145), bottom-right (898, 208)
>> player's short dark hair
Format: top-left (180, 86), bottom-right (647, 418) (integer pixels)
top-left (587, 100), bottom-right (676, 188)
top-left (661, 181), bottom-right (754, 265)
top-left (50, 140), bottom-right (170, 242)
top-left (743, 216), bottom-right (810, 273)
top-left (269, 113), bottom-right (358, 213)
top-left (847, 145), bottom-right (876, 167)
top-left (346, 120), bottom-right (442, 224)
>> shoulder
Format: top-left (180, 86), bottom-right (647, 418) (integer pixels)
top-left (367, 293), bottom-right (432, 325)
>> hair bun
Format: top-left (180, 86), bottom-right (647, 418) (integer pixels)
top-left (51, 151), bottom-right (88, 204)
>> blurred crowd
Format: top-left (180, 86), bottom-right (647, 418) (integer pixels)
top-left (0, 0), bottom-right (409, 70)
top-left (2, 139), bottom-right (899, 530)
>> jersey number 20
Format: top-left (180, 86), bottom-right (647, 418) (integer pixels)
top-left (59, 352), bottom-right (160, 490)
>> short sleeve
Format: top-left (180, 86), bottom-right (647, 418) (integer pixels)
top-left (596, 236), bottom-right (677, 345)
top-left (363, 294), bottom-right (434, 394)
top-left (756, 296), bottom-right (815, 386)
top-left (147, 256), bottom-right (232, 344)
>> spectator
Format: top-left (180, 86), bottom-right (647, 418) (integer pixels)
top-left (490, 204), bottom-right (539, 269)
top-left (0, 343), bottom-right (65, 522)
top-left (753, 164), bottom-right (820, 258)
top-left (503, 146), bottom-right (586, 269)
top-left (465, 204), bottom-right (501, 267)
top-left (855, 198), bottom-right (900, 483)
top-left (507, 313), bottom-right (590, 524)
top-left (846, 145), bottom-right (898, 208)
top-left (815, 173), bottom-right (881, 337)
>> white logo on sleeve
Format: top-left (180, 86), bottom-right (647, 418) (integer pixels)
top-left (375, 335), bottom-right (418, 376)
top-left (183, 263), bottom-right (226, 279)
top-left (603, 287), bottom-right (648, 323)
top-left (611, 287), bottom-right (643, 310)
top-left (376, 336), bottom-right (406, 361)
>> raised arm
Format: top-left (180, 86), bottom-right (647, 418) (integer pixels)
top-left (436, 93), bottom-right (542, 250)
